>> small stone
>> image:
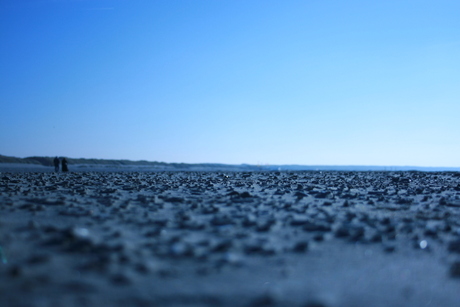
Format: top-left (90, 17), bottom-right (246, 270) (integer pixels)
top-left (449, 261), bottom-right (460, 278)
top-left (334, 226), bottom-right (350, 238)
top-left (222, 252), bottom-right (242, 265)
top-left (63, 281), bottom-right (97, 293)
top-left (78, 255), bottom-right (111, 272)
top-left (134, 262), bottom-right (151, 274)
top-left (250, 293), bottom-right (276, 307)
top-left (27, 253), bottom-right (51, 265)
top-left (170, 242), bottom-right (192, 257)
top-left (144, 228), bottom-right (162, 237)
top-left (8, 265), bottom-right (22, 277)
top-left (244, 243), bottom-right (275, 256)
top-left (157, 267), bottom-right (179, 278)
top-left (303, 301), bottom-right (328, 307)
top-left (28, 220), bottom-right (39, 230)
top-left (212, 240), bottom-right (233, 253)
top-left (242, 215), bottom-right (257, 227)
top-left (419, 240), bottom-right (429, 250)
top-left (313, 234), bottom-right (324, 242)
top-left (448, 240), bottom-right (460, 253)
top-left (315, 192), bottom-right (330, 199)
top-left (71, 227), bottom-right (90, 239)
top-left (424, 227), bottom-right (438, 238)
top-left (368, 232), bottom-right (382, 242)
top-left (211, 215), bottom-right (234, 226)
top-left (294, 191), bottom-right (307, 200)
top-left (111, 272), bottom-right (131, 285)
top-left (290, 216), bottom-right (310, 226)
top-left (383, 245), bottom-right (396, 253)
top-left (292, 241), bottom-right (309, 253)
top-left (165, 197), bottom-right (184, 203)
top-left (303, 222), bottom-right (331, 232)
top-left (257, 220), bottom-right (274, 232)
top-left (239, 191), bottom-right (252, 198)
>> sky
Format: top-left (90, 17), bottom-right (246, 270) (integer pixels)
top-left (1, 0), bottom-right (459, 166)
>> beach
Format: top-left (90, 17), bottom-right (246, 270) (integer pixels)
top-left (1, 169), bottom-right (460, 306)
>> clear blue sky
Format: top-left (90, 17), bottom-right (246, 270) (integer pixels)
top-left (1, 0), bottom-right (459, 166)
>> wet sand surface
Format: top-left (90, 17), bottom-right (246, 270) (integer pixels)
top-left (1, 171), bottom-right (460, 306)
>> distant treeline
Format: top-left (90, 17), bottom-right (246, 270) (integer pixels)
top-left (0, 154), bottom-right (243, 170)
top-left (0, 154), bottom-right (175, 167)
top-left (2, 154), bottom-right (458, 172)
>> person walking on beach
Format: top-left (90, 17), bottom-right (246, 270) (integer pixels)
top-left (54, 156), bottom-right (60, 172)
top-left (61, 157), bottom-right (69, 172)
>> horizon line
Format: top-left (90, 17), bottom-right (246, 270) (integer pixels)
top-left (1, 154), bottom-right (459, 170)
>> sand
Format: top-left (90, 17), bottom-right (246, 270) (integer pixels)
top-left (1, 169), bottom-right (460, 306)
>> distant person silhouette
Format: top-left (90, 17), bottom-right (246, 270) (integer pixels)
top-left (54, 156), bottom-right (60, 172)
top-left (61, 157), bottom-right (69, 172)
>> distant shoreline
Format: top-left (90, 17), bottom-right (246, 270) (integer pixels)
top-left (1, 154), bottom-right (459, 172)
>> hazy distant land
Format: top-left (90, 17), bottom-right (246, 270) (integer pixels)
top-left (1, 154), bottom-right (459, 172)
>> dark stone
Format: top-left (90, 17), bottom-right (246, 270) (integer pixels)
top-left (111, 273), bottom-right (131, 285)
top-left (256, 220), bottom-right (274, 232)
top-left (293, 241), bottom-right (309, 253)
top-left (313, 234), bottom-right (324, 241)
top-left (165, 197), bottom-right (184, 203)
top-left (212, 240), bottom-right (233, 253)
top-left (134, 262), bottom-right (150, 274)
top-left (211, 215), bottom-right (234, 226)
top-left (8, 265), bottom-right (22, 277)
top-left (227, 190), bottom-right (240, 197)
top-left (239, 191), bottom-right (252, 198)
top-left (303, 301), bottom-right (328, 307)
top-left (383, 245), bottom-right (396, 253)
top-left (449, 261), bottom-right (460, 278)
top-left (242, 215), bottom-right (257, 227)
top-left (62, 281), bottom-right (97, 293)
top-left (314, 192), bottom-right (330, 199)
top-left (27, 253), bottom-right (51, 265)
top-left (78, 255), bottom-right (111, 273)
top-left (290, 217), bottom-right (310, 226)
top-left (302, 222), bottom-right (331, 232)
top-left (369, 233), bottom-right (382, 242)
top-left (294, 191), bottom-right (307, 200)
top-left (447, 240), bottom-right (460, 253)
top-left (244, 243), bottom-right (276, 256)
top-left (334, 226), bottom-right (350, 238)
top-left (424, 227), bottom-right (438, 238)
top-left (250, 293), bottom-right (276, 307)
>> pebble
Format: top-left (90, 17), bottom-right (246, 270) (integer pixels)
top-left (169, 242), bottom-right (193, 257)
top-left (28, 220), bottom-right (39, 230)
top-left (449, 261), bottom-right (460, 278)
top-left (302, 221), bottom-right (332, 232)
top-left (383, 244), bottom-right (396, 253)
top-left (239, 191), bottom-right (253, 198)
top-left (249, 293), bottom-right (277, 307)
top-left (292, 241), bottom-right (309, 253)
top-left (303, 301), bottom-right (328, 307)
top-left (447, 240), bottom-right (460, 253)
top-left (211, 239), bottom-right (233, 253)
top-left (27, 253), bottom-right (51, 265)
top-left (110, 272), bottom-right (132, 285)
top-left (62, 280), bottom-right (98, 293)
top-left (8, 265), bottom-right (22, 277)
top-left (211, 215), bottom-right (234, 226)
